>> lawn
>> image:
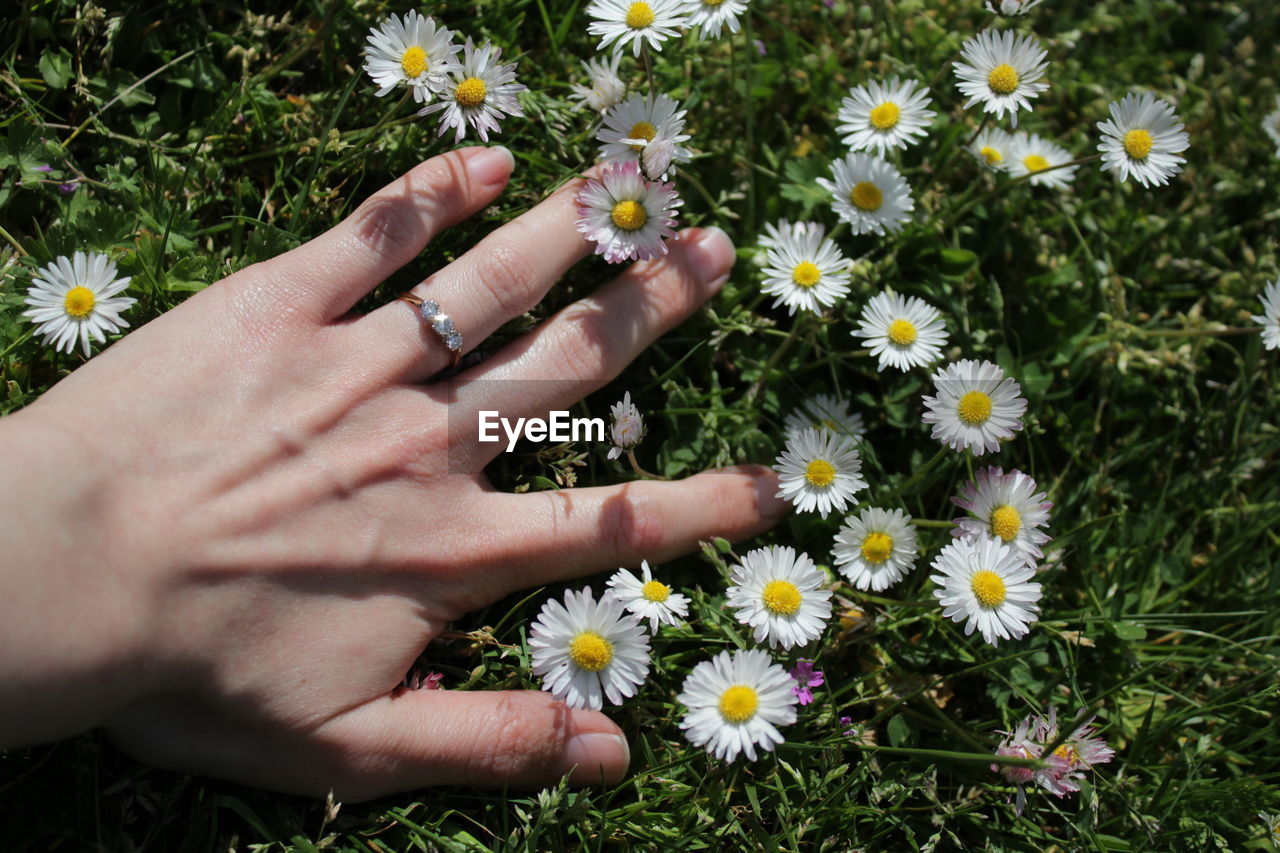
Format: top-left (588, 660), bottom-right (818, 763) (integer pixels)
top-left (2, 0), bottom-right (1279, 850)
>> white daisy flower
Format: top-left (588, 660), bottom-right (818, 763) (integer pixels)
top-left (759, 220), bottom-right (851, 315)
top-left (677, 648), bottom-right (799, 761)
top-left (596, 93), bottom-right (692, 179)
top-left (837, 77), bottom-right (937, 155)
top-left (1006, 132), bottom-right (1076, 188)
top-left (587, 0), bottom-right (688, 56)
top-left (816, 152), bottom-right (914, 236)
top-left (970, 126), bottom-right (1014, 170)
top-left (528, 587), bottom-right (651, 710)
top-left (1252, 278), bottom-right (1280, 351)
top-left (607, 560), bottom-right (690, 631)
top-left (1096, 93), bottom-right (1190, 188)
top-left (417, 38), bottom-right (525, 143)
top-left (1264, 97), bottom-right (1280, 157)
top-left (569, 53), bottom-right (628, 113)
top-left (774, 427), bottom-right (867, 518)
top-left (362, 11), bottom-right (461, 104)
top-left (953, 29), bottom-right (1050, 127)
top-left (606, 390), bottom-right (645, 460)
top-left (986, 0), bottom-right (1044, 15)
top-left (931, 535), bottom-right (1042, 646)
top-left (921, 359), bottom-right (1027, 455)
top-left (833, 507), bottom-right (919, 592)
top-left (852, 288), bottom-right (949, 371)
top-left (22, 251), bottom-right (136, 357)
top-left (575, 160), bottom-right (682, 264)
top-left (727, 545), bottom-right (833, 649)
top-left (951, 466), bottom-right (1052, 567)
top-left (783, 393), bottom-right (865, 442)
top-left (687, 0), bottom-right (748, 39)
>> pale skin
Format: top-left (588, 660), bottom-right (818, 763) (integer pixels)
top-left (0, 146), bottom-right (788, 800)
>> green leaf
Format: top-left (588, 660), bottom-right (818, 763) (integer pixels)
top-left (1112, 622), bottom-right (1148, 641)
top-left (38, 48), bottom-right (73, 90)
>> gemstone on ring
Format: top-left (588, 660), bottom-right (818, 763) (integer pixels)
top-left (400, 294), bottom-right (464, 363)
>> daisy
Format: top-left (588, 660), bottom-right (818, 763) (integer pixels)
top-left (727, 546), bottom-right (833, 649)
top-left (606, 560), bottom-right (689, 631)
top-left (362, 11), bottom-right (460, 104)
top-left (817, 152), bottom-right (914, 236)
top-left (852, 288), bottom-right (949, 371)
top-left (759, 220), bottom-right (851, 315)
top-left (970, 126), bottom-right (1014, 170)
top-left (418, 38), bottom-right (525, 143)
top-left (931, 535), bottom-right (1042, 646)
top-left (1251, 278), bottom-right (1280, 351)
top-left (832, 507), bottom-right (918, 592)
top-left (23, 251), bottom-right (136, 357)
top-left (596, 93), bottom-right (692, 179)
top-left (528, 587), bottom-right (651, 710)
top-left (606, 390), bottom-right (645, 460)
top-left (1006, 132), bottom-right (1076, 188)
top-left (587, 0), bottom-right (688, 56)
top-left (986, 0), bottom-right (1044, 14)
top-left (994, 707), bottom-right (1114, 814)
top-left (569, 53), bottom-right (627, 113)
top-left (1264, 96), bottom-right (1280, 156)
top-left (575, 160), bottom-right (681, 264)
top-left (1096, 93), bottom-right (1190, 188)
top-left (951, 466), bottom-right (1052, 567)
top-left (953, 29), bottom-right (1049, 127)
top-left (836, 77), bottom-right (936, 155)
top-left (783, 393), bottom-right (865, 442)
top-left (677, 648), bottom-right (799, 761)
top-left (774, 428), bottom-right (866, 518)
top-left (921, 359), bottom-right (1027, 455)
top-left (686, 0), bottom-right (748, 39)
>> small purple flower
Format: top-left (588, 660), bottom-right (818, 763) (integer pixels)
top-left (753, 39), bottom-right (766, 57)
top-left (839, 715), bottom-right (856, 736)
top-left (57, 182), bottom-right (78, 194)
top-left (789, 660), bottom-right (825, 705)
top-left (35, 164), bottom-right (53, 173)
top-left (822, 0), bottom-right (834, 8)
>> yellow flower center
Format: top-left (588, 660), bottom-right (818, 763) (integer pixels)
top-left (869, 101), bottom-right (900, 130)
top-left (791, 261), bottom-right (821, 288)
top-left (641, 579), bottom-right (670, 602)
top-left (718, 685), bottom-right (759, 723)
top-left (805, 459), bottom-right (835, 487)
top-left (627, 120), bottom-right (656, 152)
top-left (568, 631), bottom-right (614, 672)
top-left (970, 570), bottom-right (1007, 607)
top-left (761, 580), bottom-right (802, 615)
top-left (625, 1), bottom-right (656, 28)
top-left (704, 0), bottom-right (726, 6)
top-left (1023, 154), bottom-right (1050, 173)
top-left (1123, 128), bottom-right (1153, 160)
top-left (400, 46), bottom-right (428, 79)
top-left (956, 390), bottom-right (993, 425)
top-left (888, 318), bottom-right (917, 345)
top-left (990, 505), bottom-right (1021, 541)
top-left (860, 531), bottom-right (894, 564)
top-left (611, 199), bottom-right (648, 230)
top-left (850, 181), bottom-right (883, 211)
top-left (63, 286), bottom-right (96, 317)
top-left (987, 63), bottom-right (1019, 94)
top-left (454, 77), bottom-right (487, 108)
top-left (979, 145), bottom-right (1003, 165)
top-left (1052, 743), bottom-right (1080, 764)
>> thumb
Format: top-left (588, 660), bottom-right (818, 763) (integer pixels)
top-left (317, 689), bottom-right (631, 800)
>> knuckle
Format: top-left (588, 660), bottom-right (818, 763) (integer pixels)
top-left (348, 196), bottom-right (425, 262)
top-left (479, 231), bottom-right (543, 318)
top-left (602, 489), bottom-right (667, 560)
top-left (464, 693), bottom-right (567, 784)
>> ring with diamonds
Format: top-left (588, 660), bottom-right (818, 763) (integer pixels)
top-left (398, 293), bottom-right (463, 368)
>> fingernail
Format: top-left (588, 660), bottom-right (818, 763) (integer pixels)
top-left (754, 471), bottom-right (791, 520)
top-left (561, 732), bottom-right (630, 785)
top-left (467, 146), bottom-right (515, 187)
top-left (686, 226), bottom-right (735, 286)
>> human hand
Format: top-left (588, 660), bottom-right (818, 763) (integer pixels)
top-left (0, 146), bottom-right (788, 800)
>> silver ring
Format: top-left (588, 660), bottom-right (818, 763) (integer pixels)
top-left (398, 293), bottom-right (463, 368)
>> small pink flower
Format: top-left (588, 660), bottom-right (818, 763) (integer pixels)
top-left (993, 707), bottom-right (1115, 815)
top-left (789, 660), bottom-right (825, 705)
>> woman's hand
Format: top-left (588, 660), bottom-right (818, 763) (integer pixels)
top-left (0, 146), bottom-right (787, 800)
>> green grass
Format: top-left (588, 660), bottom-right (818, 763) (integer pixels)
top-left (3, 0), bottom-right (1280, 850)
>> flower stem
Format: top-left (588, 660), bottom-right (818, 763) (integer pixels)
top-left (882, 446), bottom-right (949, 502)
top-left (628, 449), bottom-right (670, 480)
